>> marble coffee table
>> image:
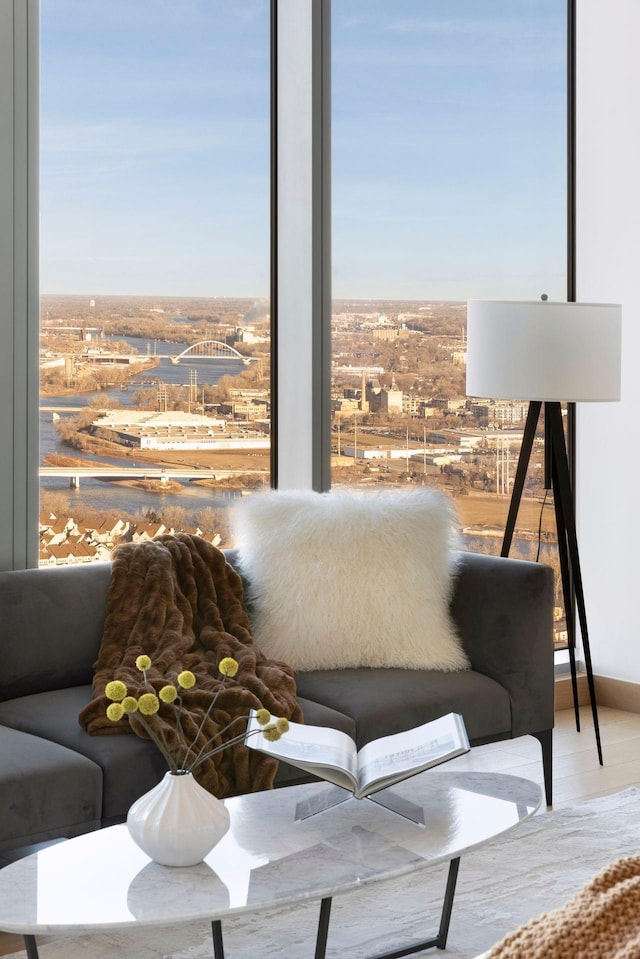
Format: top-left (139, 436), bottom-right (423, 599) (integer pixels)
top-left (0, 771), bottom-right (541, 959)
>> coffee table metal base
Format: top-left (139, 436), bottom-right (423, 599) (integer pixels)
top-left (208, 856), bottom-right (461, 959)
top-left (21, 854), bottom-right (460, 959)
top-left (23, 937), bottom-right (39, 959)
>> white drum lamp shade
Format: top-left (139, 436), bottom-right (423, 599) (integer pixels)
top-left (466, 300), bottom-right (622, 402)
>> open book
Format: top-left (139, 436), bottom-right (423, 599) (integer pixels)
top-left (245, 710), bottom-right (470, 800)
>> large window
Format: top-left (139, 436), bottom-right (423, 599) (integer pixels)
top-left (331, 1), bottom-right (568, 644)
top-left (2, 0), bottom-right (572, 608)
top-left (38, 1), bottom-right (270, 561)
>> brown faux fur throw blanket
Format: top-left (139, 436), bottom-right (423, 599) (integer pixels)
top-left (486, 855), bottom-right (640, 958)
top-left (79, 533), bottom-right (303, 798)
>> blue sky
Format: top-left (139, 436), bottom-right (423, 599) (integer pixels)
top-left (40, 0), bottom-right (567, 301)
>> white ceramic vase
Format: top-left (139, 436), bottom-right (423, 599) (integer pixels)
top-left (126, 770), bottom-right (230, 867)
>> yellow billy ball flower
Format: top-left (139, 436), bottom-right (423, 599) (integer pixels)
top-left (138, 692), bottom-right (160, 715)
top-left (106, 702), bottom-right (124, 721)
top-left (262, 724), bottom-right (282, 743)
top-left (255, 708), bottom-right (271, 726)
top-left (177, 670), bottom-right (196, 689)
top-left (275, 717), bottom-right (290, 735)
top-left (105, 680), bottom-right (127, 702)
top-left (121, 696), bottom-right (138, 714)
top-left (219, 657), bottom-right (239, 678)
top-left (159, 684), bottom-right (178, 704)
top-left (136, 655), bottom-right (152, 671)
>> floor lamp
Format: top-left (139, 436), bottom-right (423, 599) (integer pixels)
top-left (466, 299), bottom-right (622, 765)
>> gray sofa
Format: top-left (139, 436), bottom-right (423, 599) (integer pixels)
top-left (0, 549), bottom-right (554, 859)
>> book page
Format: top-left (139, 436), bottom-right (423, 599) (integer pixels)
top-left (245, 713), bottom-right (359, 788)
top-left (356, 713), bottom-right (469, 795)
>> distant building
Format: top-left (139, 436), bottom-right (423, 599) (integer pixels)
top-left (380, 377), bottom-right (403, 414)
top-left (343, 446), bottom-right (405, 460)
top-left (365, 378), bottom-right (382, 411)
top-left (88, 518), bottom-right (130, 544)
top-left (373, 328), bottom-right (400, 342)
top-left (402, 395), bottom-right (425, 416)
top-left (88, 410), bottom-right (234, 451)
top-left (219, 396), bottom-right (269, 420)
top-left (334, 396), bottom-right (361, 412)
top-left (426, 428), bottom-right (524, 451)
top-left (40, 515), bottom-right (75, 544)
top-left (39, 537), bottom-right (104, 566)
top-left (132, 523), bottom-right (168, 543)
top-left (469, 401), bottom-right (528, 426)
top-left (38, 515), bottom-right (225, 567)
top-left (492, 402), bottom-right (528, 425)
top-left (232, 325), bottom-right (269, 345)
top-left (342, 388), bottom-right (361, 401)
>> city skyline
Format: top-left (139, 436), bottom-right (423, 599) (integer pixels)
top-left (41, 0), bottom-right (566, 302)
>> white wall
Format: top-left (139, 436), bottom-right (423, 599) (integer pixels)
top-left (576, 0), bottom-right (640, 681)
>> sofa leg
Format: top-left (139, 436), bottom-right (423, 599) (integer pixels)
top-left (531, 729), bottom-right (553, 807)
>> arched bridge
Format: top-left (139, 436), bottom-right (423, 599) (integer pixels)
top-left (170, 341), bottom-right (250, 365)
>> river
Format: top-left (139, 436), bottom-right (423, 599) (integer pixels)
top-left (40, 336), bottom-right (252, 517)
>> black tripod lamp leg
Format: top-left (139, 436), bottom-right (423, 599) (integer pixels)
top-left (548, 404), bottom-right (603, 765)
top-left (550, 467), bottom-right (581, 733)
top-left (501, 401), bottom-right (541, 557)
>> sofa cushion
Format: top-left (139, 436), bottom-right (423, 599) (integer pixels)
top-left (295, 668), bottom-right (512, 748)
top-left (232, 487), bottom-right (468, 672)
top-left (0, 688), bottom-right (358, 811)
top-left (0, 725), bottom-right (102, 852)
top-left (0, 562), bottom-right (111, 701)
top-left (0, 687), bottom-right (168, 825)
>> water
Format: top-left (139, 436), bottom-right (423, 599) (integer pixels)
top-left (40, 336), bottom-right (256, 518)
top-left (101, 335), bottom-right (247, 398)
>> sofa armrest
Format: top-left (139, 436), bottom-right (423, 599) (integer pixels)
top-left (449, 551), bottom-right (555, 738)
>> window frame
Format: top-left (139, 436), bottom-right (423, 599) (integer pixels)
top-left (0, 0), bottom-right (39, 570)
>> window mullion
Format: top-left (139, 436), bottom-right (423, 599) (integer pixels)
top-left (273, 0), bottom-right (331, 491)
top-left (0, 0), bottom-right (39, 571)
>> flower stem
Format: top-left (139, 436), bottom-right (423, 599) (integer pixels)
top-left (181, 674), bottom-right (230, 768)
top-left (189, 726), bottom-right (268, 773)
top-left (134, 714), bottom-right (179, 773)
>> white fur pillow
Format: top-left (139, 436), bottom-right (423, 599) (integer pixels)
top-left (231, 488), bottom-right (469, 672)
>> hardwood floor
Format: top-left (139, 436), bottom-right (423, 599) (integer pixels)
top-left (1, 704), bottom-right (639, 957)
top-left (447, 704), bottom-right (640, 807)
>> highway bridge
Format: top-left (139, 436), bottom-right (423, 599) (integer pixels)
top-left (39, 467), bottom-right (260, 488)
top-left (170, 340), bottom-right (251, 365)
top-left (41, 406), bottom-right (85, 414)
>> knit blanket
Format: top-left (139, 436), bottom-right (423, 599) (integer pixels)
top-left (79, 533), bottom-right (303, 798)
top-left (486, 855), bottom-right (640, 959)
